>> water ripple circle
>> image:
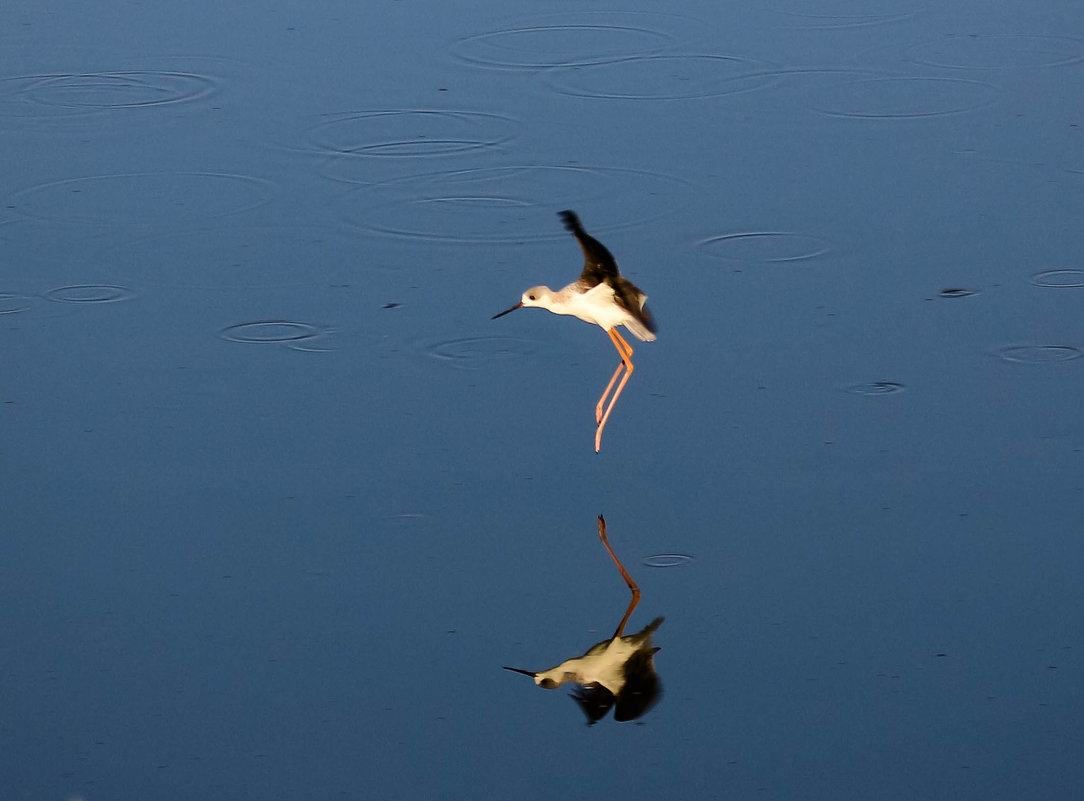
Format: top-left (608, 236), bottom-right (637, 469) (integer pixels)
top-left (996, 345), bottom-right (1083, 364)
top-left (805, 76), bottom-right (1000, 119)
top-left (44, 284), bottom-right (135, 303)
top-left (546, 54), bottom-right (778, 101)
top-left (700, 231), bottom-right (835, 263)
top-left (938, 287), bottom-right (979, 298)
top-left (105, 225), bottom-right (356, 289)
top-left (0, 70), bottom-right (218, 118)
top-left (907, 34), bottom-right (1084, 70)
top-left (418, 335), bottom-right (536, 369)
top-left (221, 320), bottom-right (324, 344)
top-left (304, 109), bottom-right (521, 158)
top-left (642, 553), bottom-right (694, 568)
top-left (773, 8), bottom-right (921, 29)
top-left (1030, 269), bottom-right (1084, 288)
top-left (335, 165), bottom-right (692, 243)
top-left (9, 172), bottom-right (275, 224)
top-left (0, 292), bottom-right (36, 314)
top-left (846, 381), bottom-right (905, 396)
top-left (27, 71), bottom-right (215, 108)
top-left (449, 11), bottom-right (703, 69)
top-left (381, 513), bottom-right (432, 532)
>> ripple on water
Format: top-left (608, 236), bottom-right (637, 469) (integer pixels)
top-left (379, 514), bottom-right (432, 533)
top-left (1030, 269), bottom-right (1084, 288)
top-left (0, 69), bottom-right (218, 119)
top-left (846, 381), bottom-right (905, 396)
top-left (302, 109), bottom-right (521, 160)
top-left (44, 284), bottom-right (136, 303)
top-left (938, 287), bottom-right (979, 298)
top-left (418, 335), bottom-right (536, 370)
top-left (545, 54), bottom-right (780, 101)
top-left (107, 225), bottom-right (354, 289)
top-left (642, 554), bottom-right (694, 568)
top-left (449, 10), bottom-right (704, 69)
top-left (0, 292), bottom-right (36, 314)
top-left (906, 34), bottom-right (1084, 70)
top-left (9, 172), bottom-right (274, 224)
top-left (771, 7), bottom-right (921, 29)
top-left (996, 345), bottom-right (1083, 364)
top-left (334, 165), bottom-right (691, 243)
top-left (802, 75), bottom-right (1000, 119)
top-left (220, 320), bottom-right (335, 352)
top-left (699, 231), bottom-right (835, 263)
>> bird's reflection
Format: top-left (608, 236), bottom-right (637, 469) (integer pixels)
top-left (504, 515), bottom-right (663, 725)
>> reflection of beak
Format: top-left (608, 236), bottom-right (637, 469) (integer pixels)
top-left (492, 302), bottom-right (523, 320)
top-left (502, 666), bottom-right (536, 677)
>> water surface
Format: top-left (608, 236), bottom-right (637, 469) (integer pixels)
top-left (3, 0), bottom-right (1083, 798)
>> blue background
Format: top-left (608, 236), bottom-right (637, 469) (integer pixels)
top-left (2, 0), bottom-right (1083, 798)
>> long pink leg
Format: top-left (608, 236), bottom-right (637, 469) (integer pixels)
top-left (595, 329), bottom-right (633, 423)
top-left (595, 362), bottom-right (625, 425)
top-left (598, 515), bottom-right (640, 637)
top-left (594, 329), bottom-right (634, 452)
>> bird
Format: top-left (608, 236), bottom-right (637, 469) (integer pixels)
top-left (503, 516), bottom-right (663, 725)
top-left (492, 210), bottom-right (656, 452)
top-left (503, 617), bottom-right (664, 725)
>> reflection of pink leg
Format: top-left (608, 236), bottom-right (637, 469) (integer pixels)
top-left (598, 515), bottom-right (640, 637)
top-left (594, 329), bottom-right (634, 453)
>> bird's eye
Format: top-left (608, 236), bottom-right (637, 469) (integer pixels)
top-left (528, 294), bottom-right (537, 301)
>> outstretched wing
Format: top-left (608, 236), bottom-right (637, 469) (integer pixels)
top-left (559, 210), bottom-right (619, 287)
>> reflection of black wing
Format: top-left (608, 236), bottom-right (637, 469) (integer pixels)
top-left (570, 682), bottom-right (615, 726)
top-left (614, 647), bottom-right (663, 722)
top-left (559, 210), bottom-right (619, 288)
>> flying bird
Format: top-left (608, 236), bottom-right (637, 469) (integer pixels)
top-left (492, 210), bottom-right (656, 452)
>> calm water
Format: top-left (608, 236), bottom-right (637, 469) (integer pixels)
top-left (3, 0), bottom-right (1083, 798)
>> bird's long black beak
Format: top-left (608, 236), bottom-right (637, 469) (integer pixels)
top-left (492, 302), bottom-right (523, 320)
top-left (502, 666), bottom-right (536, 677)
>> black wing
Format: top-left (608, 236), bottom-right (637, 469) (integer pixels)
top-left (570, 682), bottom-right (615, 726)
top-left (559, 210), bottom-right (619, 287)
top-left (613, 647), bottom-right (663, 722)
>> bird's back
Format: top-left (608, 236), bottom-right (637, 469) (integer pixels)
top-left (612, 277), bottom-right (656, 341)
top-left (560, 210), bottom-right (657, 340)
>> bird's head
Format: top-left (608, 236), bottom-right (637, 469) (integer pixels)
top-left (492, 286), bottom-right (553, 319)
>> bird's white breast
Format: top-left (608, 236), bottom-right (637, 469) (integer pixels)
top-left (563, 282), bottom-right (629, 330)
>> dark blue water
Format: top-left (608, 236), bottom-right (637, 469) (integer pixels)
top-left (3, 1), bottom-right (1083, 798)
